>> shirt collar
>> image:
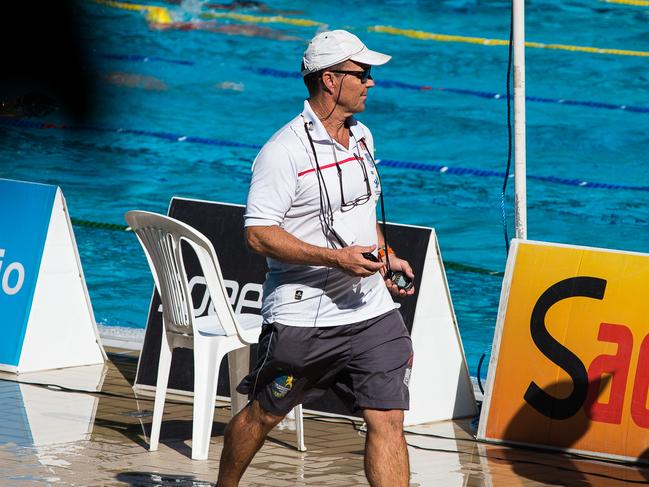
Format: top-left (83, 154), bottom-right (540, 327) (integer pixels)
top-left (301, 100), bottom-right (364, 148)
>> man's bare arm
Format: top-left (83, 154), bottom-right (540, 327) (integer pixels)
top-left (376, 222), bottom-right (385, 249)
top-left (246, 225), bottom-right (384, 277)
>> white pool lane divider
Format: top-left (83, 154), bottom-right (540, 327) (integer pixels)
top-left (0, 178), bottom-right (106, 373)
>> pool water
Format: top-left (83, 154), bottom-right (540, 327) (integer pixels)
top-left (1, 0), bottom-right (648, 379)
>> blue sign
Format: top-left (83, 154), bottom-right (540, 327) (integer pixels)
top-left (0, 179), bottom-right (56, 367)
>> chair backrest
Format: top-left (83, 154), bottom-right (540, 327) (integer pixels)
top-left (125, 210), bottom-right (240, 337)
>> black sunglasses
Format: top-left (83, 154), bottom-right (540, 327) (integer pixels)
top-left (329, 67), bottom-right (372, 83)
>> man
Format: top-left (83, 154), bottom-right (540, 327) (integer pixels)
top-left (217, 30), bottom-right (415, 487)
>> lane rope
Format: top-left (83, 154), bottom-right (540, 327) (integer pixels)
top-left (604, 0), bottom-right (649, 6)
top-left (247, 67), bottom-right (649, 114)
top-left (77, 57), bottom-right (649, 115)
top-left (89, 57), bottom-right (649, 113)
top-left (71, 218), bottom-right (130, 231)
top-left (92, 0), bottom-right (173, 24)
top-left (91, 2), bottom-right (649, 59)
top-left (200, 12), bottom-right (324, 27)
top-left (378, 159), bottom-right (649, 191)
top-left (369, 25), bottom-right (649, 58)
top-left (99, 53), bottom-right (195, 66)
top-left (67, 217), bottom-right (503, 277)
top-left (2, 116), bottom-right (648, 193)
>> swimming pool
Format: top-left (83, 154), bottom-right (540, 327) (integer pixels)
top-left (1, 0), bottom-right (648, 379)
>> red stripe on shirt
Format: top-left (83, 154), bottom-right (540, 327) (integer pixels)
top-left (297, 156), bottom-right (362, 177)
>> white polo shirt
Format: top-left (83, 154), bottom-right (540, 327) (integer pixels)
top-left (244, 100), bottom-right (397, 327)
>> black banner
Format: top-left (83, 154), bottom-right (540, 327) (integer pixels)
top-left (135, 198), bottom-right (431, 416)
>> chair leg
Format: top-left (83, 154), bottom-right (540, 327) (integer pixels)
top-left (294, 404), bottom-right (306, 452)
top-left (228, 346), bottom-right (250, 417)
top-left (150, 332), bottom-right (173, 452)
top-left (192, 339), bottom-right (238, 460)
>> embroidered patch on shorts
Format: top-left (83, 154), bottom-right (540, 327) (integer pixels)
top-left (294, 290), bottom-right (303, 300)
top-left (270, 374), bottom-right (294, 398)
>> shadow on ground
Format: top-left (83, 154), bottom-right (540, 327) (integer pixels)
top-left (116, 471), bottom-right (213, 486)
top-left (494, 376), bottom-right (649, 486)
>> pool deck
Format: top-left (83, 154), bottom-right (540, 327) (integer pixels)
top-left (1, 348), bottom-right (647, 486)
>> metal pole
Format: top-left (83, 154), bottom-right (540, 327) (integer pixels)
top-left (513, 0), bottom-right (527, 239)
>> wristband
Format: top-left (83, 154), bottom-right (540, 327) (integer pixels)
top-left (377, 246), bottom-right (394, 261)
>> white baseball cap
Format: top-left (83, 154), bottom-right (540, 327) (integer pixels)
top-left (301, 30), bottom-right (391, 76)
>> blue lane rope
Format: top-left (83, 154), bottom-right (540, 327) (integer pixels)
top-left (378, 159), bottom-right (649, 191)
top-left (247, 67), bottom-right (649, 114)
top-left (89, 59), bottom-right (649, 114)
top-left (60, 121), bottom-right (261, 149)
top-left (2, 117), bottom-right (649, 193)
top-left (99, 53), bottom-right (195, 66)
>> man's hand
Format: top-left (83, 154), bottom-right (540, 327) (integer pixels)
top-left (381, 254), bottom-right (415, 297)
top-left (335, 244), bottom-right (385, 277)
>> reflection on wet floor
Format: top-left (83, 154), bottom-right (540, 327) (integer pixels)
top-left (0, 349), bottom-right (648, 486)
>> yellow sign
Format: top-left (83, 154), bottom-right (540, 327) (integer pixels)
top-left (478, 239), bottom-right (649, 461)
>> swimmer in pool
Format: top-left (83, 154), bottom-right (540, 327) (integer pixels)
top-left (149, 19), bottom-right (300, 41)
top-left (162, 0), bottom-right (303, 14)
top-left (103, 72), bottom-right (168, 91)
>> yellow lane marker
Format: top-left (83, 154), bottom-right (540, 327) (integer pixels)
top-left (369, 25), bottom-right (649, 57)
top-left (604, 0), bottom-right (649, 6)
top-left (93, 0), bottom-right (173, 24)
top-left (91, 3), bottom-right (648, 58)
top-left (200, 12), bottom-right (325, 27)
top-left (370, 26), bottom-right (509, 46)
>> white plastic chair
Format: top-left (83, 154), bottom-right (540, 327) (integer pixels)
top-left (125, 210), bottom-right (305, 460)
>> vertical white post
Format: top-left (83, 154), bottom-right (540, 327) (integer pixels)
top-left (513, 0), bottom-right (527, 239)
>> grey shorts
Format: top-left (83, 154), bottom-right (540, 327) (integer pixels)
top-left (236, 309), bottom-right (413, 417)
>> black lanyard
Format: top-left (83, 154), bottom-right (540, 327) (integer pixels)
top-left (303, 120), bottom-right (392, 275)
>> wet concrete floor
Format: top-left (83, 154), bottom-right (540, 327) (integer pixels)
top-left (0, 349), bottom-right (647, 486)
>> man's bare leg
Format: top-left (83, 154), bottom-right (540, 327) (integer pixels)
top-left (363, 409), bottom-right (409, 487)
top-left (216, 400), bottom-right (284, 487)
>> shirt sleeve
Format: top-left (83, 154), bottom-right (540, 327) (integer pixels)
top-left (244, 140), bottom-right (297, 227)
